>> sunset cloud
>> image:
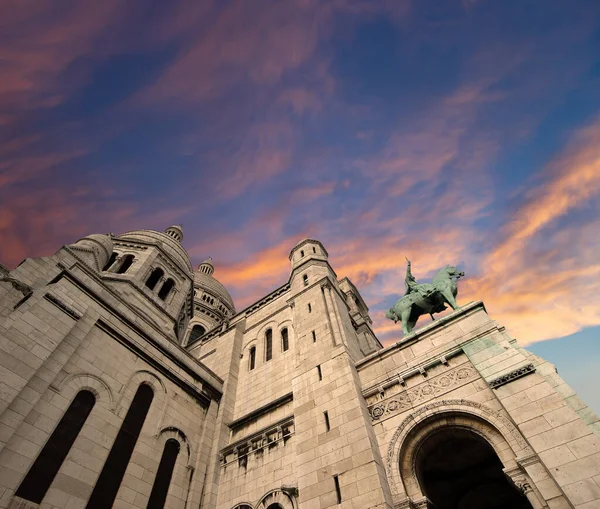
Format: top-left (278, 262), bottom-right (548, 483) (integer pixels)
top-left (0, 0), bottom-right (599, 355)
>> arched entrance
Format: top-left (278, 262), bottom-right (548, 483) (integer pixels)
top-left (415, 427), bottom-right (532, 509)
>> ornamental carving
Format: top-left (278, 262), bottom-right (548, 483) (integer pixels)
top-left (489, 363), bottom-right (535, 389)
top-left (369, 365), bottom-right (476, 421)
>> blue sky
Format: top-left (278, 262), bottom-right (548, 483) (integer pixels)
top-left (1, 0), bottom-right (599, 411)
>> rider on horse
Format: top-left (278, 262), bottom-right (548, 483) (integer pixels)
top-left (404, 259), bottom-right (433, 299)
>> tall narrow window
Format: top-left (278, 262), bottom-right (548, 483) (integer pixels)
top-left (300, 250), bottom-right (305, 257)
top-left (334, 475), bottom-right (342, 503)
top-left (317, 365), bottom-right (322, 381)
top-left (324, 411), bottom-right (330, 431)
top-left (15, 390), bottom-right (95, 504)
top-left (312, 331), bottom-right (316, 343)
top-left (147, 439), bottom-right (180, 509)
top-left (281, 328), bottom-right (289, 352)
top-left (313, 246), bottom-right (316, 253)
top-left (116, 254), bottom-right (134, 274)
top-left (265, 329), bottom-right (273, 361)
top-left (158, 278), bottom-right (175, 300)
top-left (146, 268), bottom-right (164, 290)
top-left (303, 274), bottom-right (309, 287)
top-left (249, 347), bottom-right (256, 371)
top-left (188, 324), bottom-right (206, 346)
top-left (103, 252), bottom-right (119, 271)
top-left (308, 303), bottom-right (312, 313)
top-left (86, 384), bottom-right (154, 509)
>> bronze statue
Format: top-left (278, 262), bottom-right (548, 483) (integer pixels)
top-left (386, 259), bottom-right (464, 335)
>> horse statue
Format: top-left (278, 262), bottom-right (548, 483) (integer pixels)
top-left (385, 261), bottom-right (465, 335)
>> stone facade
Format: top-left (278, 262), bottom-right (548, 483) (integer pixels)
top-left (0, 229), bottom-right (599, 509)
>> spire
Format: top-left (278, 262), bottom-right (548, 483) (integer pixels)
top-left (198, 257), bottom-right (214, 276)
top-left (165, 224), bottom-right (183, 242)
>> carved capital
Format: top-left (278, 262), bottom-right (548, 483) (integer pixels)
top-left (320, 281), bottom-right (332, 290)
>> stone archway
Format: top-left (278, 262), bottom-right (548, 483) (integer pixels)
top-left (414, 427), bottom-right (532, 509)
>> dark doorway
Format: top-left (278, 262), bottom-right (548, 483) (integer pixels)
top-left (415, 427), bottom-right (532, 509)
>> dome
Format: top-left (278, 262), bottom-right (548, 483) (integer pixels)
top-left (194, 260), bottom-right (235, 311)
top-left (118, 227), bottom-right (193, 273)
top-left (69, 233), bottom-right (114, 270)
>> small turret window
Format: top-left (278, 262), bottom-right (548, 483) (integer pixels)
top-left (146, 268), bottom-right (164, 290)
top-left (188, 324), bottom-right (206, 345)
top-left (116, 254), bottom-right (134, 274)
top-left (103, 252), bottom-right (119, 271)
top-left (303, 274), bottom-right (309, 287)
top-left (158, 278), bottom-right (175, 300)
top-left (281, 328), bottom-right (289, 352)
top-left (265, 329), bottom-right (273, 361)
top-left (313, 246), bottom-right (316, 253)
top-left (300, 250), bottom-right (305, 257)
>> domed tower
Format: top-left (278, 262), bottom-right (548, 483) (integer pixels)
top-left (99, 225), bottom-right (195, 341)
top-left (185, 258), bottom-right (235, 348)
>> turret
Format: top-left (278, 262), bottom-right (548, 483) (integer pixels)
top-left (288, 238), bottom-right (336, 293)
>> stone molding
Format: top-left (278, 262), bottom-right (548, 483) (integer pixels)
top-left (228, 392), bottom-right (293, 430)
top-left (43, 293), bottom-right (81, 320)
top-left (244, 283), bottom-right (290, 316)
top-left (368, 364), bottom-right (477, 422)
top-left (362, 347), bottom-right (464, 399)
top-left (489, 363), bottom-right (536, 389)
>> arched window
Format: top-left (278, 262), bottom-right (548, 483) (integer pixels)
top-left (102, 252), bottom-right (119, 271)
top-left (147, 439), bottom-right (180, 509)
top-left (281, 328), bottom-right (289, 352)
top-left (116, 254), bottom-right (134, 274)
top-left (313, 246), bottom-right (316, 253)
top-left (303, 274), bottom-right (309, 286)
top-left (15, 390), bottom-right (95, 504)
top-left (188, 324), bottom-right (206, 345)
top-left (249, 346), bottom-right (256, 371)
top-left (146, 268), bottom-right (164, 290)
top-left (158, 278), bottom-right (175, 300)
top-left (300, 250), bottom-right (305, 257)
top-left (86, 384), bottom-right (154, 509)
top-left (265, 329), bottom-right (273, 361)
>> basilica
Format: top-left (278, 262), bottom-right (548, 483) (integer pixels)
top-left (0, 225), bottom-right (598, 509)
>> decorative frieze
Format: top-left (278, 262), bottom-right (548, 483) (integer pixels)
top-left (221, 416), bottom-right (294, 469)
top-left (369, 365), bottom-right (477, 421)
top-left (489, 364), bottom-right (535, 389)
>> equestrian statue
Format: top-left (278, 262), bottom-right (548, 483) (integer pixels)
top-left (385, 258), bottom-right (464, 335)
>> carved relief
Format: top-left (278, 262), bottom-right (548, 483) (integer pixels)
top-left (369, 365), bottom-right (476, 422)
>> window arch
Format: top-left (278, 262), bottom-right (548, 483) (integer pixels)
top-left (281, 328), bottom-right (289, 352)
top-left (188, 324), bottom-right (206, 345)
top-left (249, 346), bottom-right (256, 371)
top-left (265, 329), bottom-right (273, 361)
top-left (146, 268), bottom-right (164, 290)
top-left (116, 254), bottom-right (134, 274)
top-left (158, 278), bottom-right (175, 300)
top-left (86, 384), bottom-right (154, 509)
top-left (102, 252), bottom-right (119, 271)
top-left (147, 439), bottom-right (180, 509)
top-left (15, 390), bottom-right (96, 504)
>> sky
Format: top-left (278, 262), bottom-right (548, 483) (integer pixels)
top-left (1, 1), bottom-right (599, 410)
